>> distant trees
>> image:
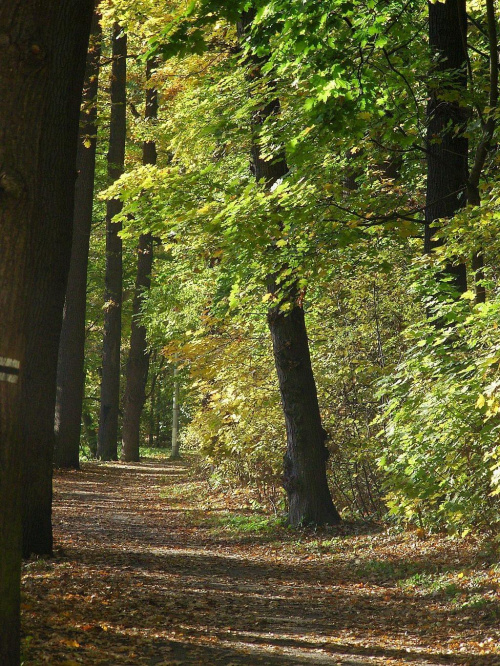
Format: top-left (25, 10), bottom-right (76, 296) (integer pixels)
top-left (0, 0), bottom-right (93, 659)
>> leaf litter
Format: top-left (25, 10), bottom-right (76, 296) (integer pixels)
top-left (21, 458), bottom-right (500, 665)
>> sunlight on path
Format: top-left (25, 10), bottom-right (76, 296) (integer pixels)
top-left (21, 460), bottom-right (500, 665)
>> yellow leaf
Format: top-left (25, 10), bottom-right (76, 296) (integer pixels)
top-left (476, 394), bottom-right (486, 409)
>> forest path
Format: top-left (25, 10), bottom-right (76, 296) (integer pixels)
top-left (22, 459), bottom-right (500, 665)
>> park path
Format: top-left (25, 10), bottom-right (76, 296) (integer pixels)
top-left (21, 459), bottom-right (500, 665)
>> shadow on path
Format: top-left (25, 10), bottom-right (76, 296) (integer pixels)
top-left (21, 459), bottom-right (500, 665)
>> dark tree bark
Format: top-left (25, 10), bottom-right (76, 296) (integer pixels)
top-left (21, 2), bottom-right (96, 559)
top-left (0, 0), bottom-right (93, 658)
top-left (425, 0), bottom-right (468, 294)
top-left (467, 0), bottom-right (498, 304)
top-left (268, 303), bottom-right (341, 526)
top-left (239, 12), bottom-right (340, 527)
top-left (121, 60), bottom-right (157, 462)
top-left (97, 23), bottom-right (127, 461)
top-left (55, 9), bottom-right (102, 470)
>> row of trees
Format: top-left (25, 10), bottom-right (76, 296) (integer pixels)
top-left (103, 0), bottom-right (500, 530)
top-left (53, 0), bottom-right (500, 532)
top-left (3, 0), bottom-right (500, 661)
top-left (54, 13), bottom-right (153, 469)
top-left (0, 2), bottom-right (94, 661)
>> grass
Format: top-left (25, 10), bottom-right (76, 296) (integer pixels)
top-left (139, 446), bottom-right (174, 459)
top-left (79, 443), bottom-right (181, 462)
top-left (210, 512), bottom-right (286, 533)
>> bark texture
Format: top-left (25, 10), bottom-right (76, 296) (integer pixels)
top-left (239, 11), bottom-right (340, 527)
top-left (425, 0), bottom-right (468, 294)
top-left (97, 24), bottom-right (127, 461)
top-left (268, 304), bottom-right (341, 526)
top-left (20, 1), bottom-right (94, 559)
top-left (55, 9), bottom-right (102, 469)
top-left (0, 0), bottom-right (93, 658)
top-left (121, 60), bottom-right (157, 462)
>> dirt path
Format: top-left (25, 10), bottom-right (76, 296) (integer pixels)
top-left (21, 459), bottom-right (500, 665)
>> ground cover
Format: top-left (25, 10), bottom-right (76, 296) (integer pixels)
top-left (21, 458), bottom-right (500, 665)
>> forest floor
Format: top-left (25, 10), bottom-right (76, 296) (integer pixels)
top-left (21, 458), bottom-right (500, 666)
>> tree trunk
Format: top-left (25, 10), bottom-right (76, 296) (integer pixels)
top-left (0, 0), bottom-right (93, 657)
top-left (121, 60), bottom-right (157, 462)
top-left (425, 0), bottom-right (468, 294)
top-left (55, 9), bottom-right (102, 469)
top-left (467, 0), bottom-right (498, 304)
top-left (149, 353), bottom-right (158, 447)
top-left (239, 12), bottom-right (340, 526)
top-left (268, 304), bottom-right (342, 525)
top-left (97, 23), bottom-right (127, 461)
top-left (21, 2), bottom-right (95, 559)
top-left (472, 252), bottom-right (486, 304)
top-left (170, 362), bottom-right (181, 460)
top-left (0, 263), bottom-right (24, 663)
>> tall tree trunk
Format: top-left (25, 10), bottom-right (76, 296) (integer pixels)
top-left (121, 60), bottom-right (157, 462)
top-left (0, 0), bottom-right (93, 657)
top-left (425, 0), bottom-right (468, 294)
top-left (0, 268), bottom-right (24, 662)
top-left (239, 12), bottom-right (340, 527)
top-left (21, 2), bottom-right (95, 559)
top-left (55, 9), bottom-right (102, 469)
top-left (149, 351), bottom-right (158, 447)
top-left (170, 362), bottom-right (181, 460)
top-left (97, 23), bottom-right (127, 461)
top-left (467, 0), bottom-right (498, 304)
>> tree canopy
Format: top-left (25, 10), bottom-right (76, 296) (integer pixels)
top-left (3, 1), bottom-right (500, 662)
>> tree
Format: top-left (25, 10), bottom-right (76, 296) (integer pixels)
top-left (55, 8), bottom-right (102, 470)
top-left (98, 22), bottom-right (127, 461)
top-left (170, 360), bottom-right (181, 459)
top-left (21, 6), bottom-right (101, 560)
top-left (467, 0), bottom-right (498, 304)
top-left (0, 0), bottom-right (93, 659)
top-left (122, 59), bottom-right (157, 462)
top-left (88, 0), bottom-right (500, 533)
top-left (425, 0), bottom-right (468, 294)
top-left (239, 11), bottom-right (341, 526)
